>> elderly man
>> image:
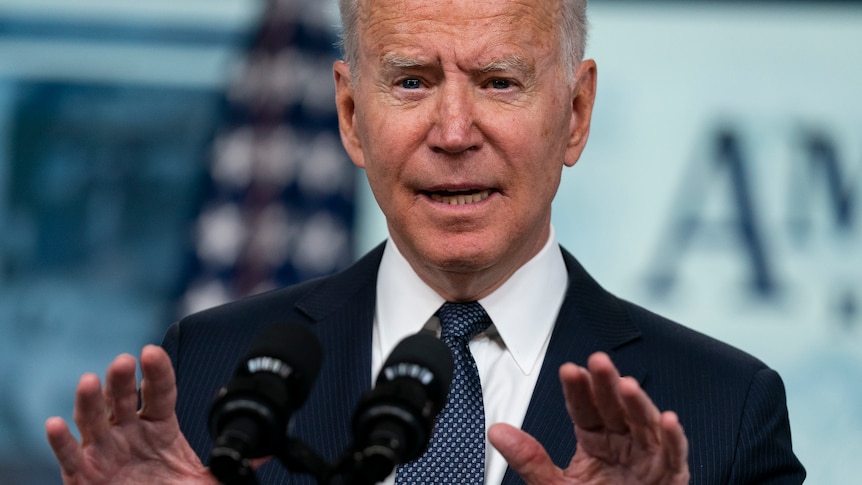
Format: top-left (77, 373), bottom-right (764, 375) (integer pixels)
top-left (46, 0), bottom-right (805, 484)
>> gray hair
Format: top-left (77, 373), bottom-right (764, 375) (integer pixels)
top-left (337, 0), bottom-right (588, 82)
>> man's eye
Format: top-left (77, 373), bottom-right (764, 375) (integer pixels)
top-left (490, 79), bottom-right (512, 89)
top-left (401, 78), bottom-right (422, 89)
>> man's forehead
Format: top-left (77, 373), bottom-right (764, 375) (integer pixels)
top-left (357, 0), bottom-right (560, 34)
top-left (356, 0), bottom-right (560, 68)
top-left (359, 0), bottom-right (559, 11)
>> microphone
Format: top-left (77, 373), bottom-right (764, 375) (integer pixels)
top-left (208, 322), bottom-right (322, 485)
top-left (344, 331), bottom-right (454, 484)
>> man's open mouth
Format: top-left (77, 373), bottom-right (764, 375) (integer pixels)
top-left (428, 189), bottom-right (491, 205)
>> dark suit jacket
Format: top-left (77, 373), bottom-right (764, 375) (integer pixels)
top-left (163, 244), bottom-right (805, 484)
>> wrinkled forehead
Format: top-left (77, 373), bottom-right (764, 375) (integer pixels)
top-left (355, 0), bottom-right (562, 63)
top-left (357, 0), bottom-right (561, 31)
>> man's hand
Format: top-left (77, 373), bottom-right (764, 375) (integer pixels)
top-left (489, 352), bottom-right (690, 485)
top-left (45, 345), bottom-right (217, 485)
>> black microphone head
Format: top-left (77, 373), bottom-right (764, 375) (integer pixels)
top-left (377, 331), bottom-right (454, 414)
top-left (235, 321), bottom-right (323, 404)
top-left (350, 331), bottom-right (454, 475)
top-left (209, 321), bottom-right (322, 468)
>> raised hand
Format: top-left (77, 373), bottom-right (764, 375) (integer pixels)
top-left (489, 352), bottom-right (690, 485)
top-left (45, 345), bottom-right (217, 485)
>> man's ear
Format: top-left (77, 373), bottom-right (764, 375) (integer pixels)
top-left (564, 59), bottom-right (597, 168)
top-left (333, 60), bottom-right (366, 168)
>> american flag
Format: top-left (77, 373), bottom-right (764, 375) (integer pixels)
top-left (178, 0), bottom-right (355, 316)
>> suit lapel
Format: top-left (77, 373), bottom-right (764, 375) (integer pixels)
top-left (287, 245), bottom-right (385, 473)
top-left (501, 248), bottom-right (645, 484)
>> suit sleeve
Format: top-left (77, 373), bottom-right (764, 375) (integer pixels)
top-left (729, 368), bottom-right (806, 484)
top-left (161, 322), bottom-right (180, 369)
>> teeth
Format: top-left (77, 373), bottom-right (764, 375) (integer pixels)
top-left (430, 190), bottom-right (491, 205)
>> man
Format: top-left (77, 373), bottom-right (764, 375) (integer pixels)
top-left (46, 0), bottom-right (805, 484)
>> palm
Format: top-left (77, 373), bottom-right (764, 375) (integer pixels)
top-left (565, 423), bottom-right (688, 484)
top-left (46, 346), bottom-right (217, 485)
top-left (490, 353), bottom-right (689, 485)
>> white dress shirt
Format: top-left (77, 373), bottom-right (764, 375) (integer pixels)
top-left (372, 227), bottom-right (568, 484)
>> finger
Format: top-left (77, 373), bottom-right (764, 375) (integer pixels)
top-left (560, 362), bottom-right (603, 431)
top-left (488, 423), bottom-right (563, 484)
top-left (250, 456), bottom-right (273, 470)
top-left (661, 411), bottom-right (690, 477)
top-left (139, 345), bottom-right (178, 421)
top-left (103, 353), bottom-right (140, 425)
top-left (586, 352), bottom-right (628, 433)
top-left (618, 376), bottom-right (662, 448)
top-left (45, 416), bottom-right (83, 476)
top-left (72, 373), bottom-right (111, 446)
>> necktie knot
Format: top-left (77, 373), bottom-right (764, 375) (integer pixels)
top-left (438, 301), bottom-right (491, 343)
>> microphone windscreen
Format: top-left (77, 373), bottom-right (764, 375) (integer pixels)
top-left (379, 332), bottom-right (454, 408)
top-left (209, 321), bottom-right (323, 466)
top-left (238, 322), bottom-right (323, 403)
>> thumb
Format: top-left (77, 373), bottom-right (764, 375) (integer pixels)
top-left (488, 423), bottom-right (563, 484)
top-left (250, 456), bottom-right (273, 470)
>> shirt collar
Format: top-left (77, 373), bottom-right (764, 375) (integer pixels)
top-left (376, 226), bottom-right (568, 375)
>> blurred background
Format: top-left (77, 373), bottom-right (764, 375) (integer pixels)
top-left (0, 0), bottom-right (859, 483)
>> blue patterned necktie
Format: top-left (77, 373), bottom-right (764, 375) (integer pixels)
top-left (396, 301), bottom-right (492, 484)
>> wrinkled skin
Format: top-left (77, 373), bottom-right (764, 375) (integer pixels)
top-left (334, 0), bottom-right (595, 302)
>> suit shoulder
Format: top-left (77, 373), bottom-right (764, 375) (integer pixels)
top-left (620, 299), bottom-right (770, 374)
top-left (163, 278), bottom-right (328, 373)
top-left (557, 246), bottom-right (770, 375)
top-left (179, 278), bottom-right (324, 331)
top-left (169, 243), bottom-right (384, 343)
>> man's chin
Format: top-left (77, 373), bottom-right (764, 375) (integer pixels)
top-left (423, 247), bottom-right (503, 278)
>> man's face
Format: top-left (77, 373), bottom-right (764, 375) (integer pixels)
top-left (335, 0), bottom-right (596, 299)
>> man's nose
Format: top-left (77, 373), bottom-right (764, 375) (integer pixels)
top-left (427, 82), bottom-right (482, 154)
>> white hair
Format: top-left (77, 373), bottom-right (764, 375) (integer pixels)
top-left (336, 0), bottom-right (588, 82)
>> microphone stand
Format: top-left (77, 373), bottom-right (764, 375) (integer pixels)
top-left (281, 439), bottom-right (398, 485)
top-left (211, 428), bottom-right (398, 485)
top-left (275, 437), bottom-right (331, 483)
top-left (321, 443), bottom-right (400, 485)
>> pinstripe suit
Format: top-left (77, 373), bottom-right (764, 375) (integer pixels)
top-left (163, 244), bottom-right (805, 484)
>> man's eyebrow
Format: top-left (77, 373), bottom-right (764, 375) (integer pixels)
top-left (475, 55), bottom-right (537, 83)
top-left (477, 56), bottom-right (533, 75)
top-left (380, 53), bottom-right (429, 71)
top-left (378, 53), bottom-right (536, 82)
